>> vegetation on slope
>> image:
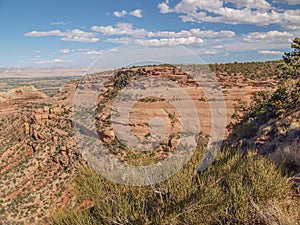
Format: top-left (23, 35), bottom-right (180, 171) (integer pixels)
top-left (51, 146), bottom-right (298, 225)
top-left (234, 38), bottom-right (299, 124)
top-left (229, 38), bottom-right (300, 175)
top-left (209, 60), bottom-right (281, 80)
top-left (51, 38), bottom-right (300, 225)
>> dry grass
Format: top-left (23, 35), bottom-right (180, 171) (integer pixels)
top-left (270, 141), bottom-right (300, 174)
top-left (50, 147), bottom-right (299, 225)
top-left (252, 199), bottom-right (300, 225)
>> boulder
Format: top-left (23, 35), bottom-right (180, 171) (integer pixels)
top-left (99, 129), bottom-right (115, 143)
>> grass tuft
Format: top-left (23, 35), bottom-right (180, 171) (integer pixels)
top-left (50, 146), bottom-right (297, 225)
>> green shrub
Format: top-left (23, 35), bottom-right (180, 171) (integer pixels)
top-left (235, 122), bottom-right (258, 139)
top-left (50, 147), bottom-right (293, 225)
top-left (232, 37), bottom-right (300, 126)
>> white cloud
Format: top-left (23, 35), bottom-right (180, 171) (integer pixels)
top-left (151, 29), bottom-right (235, 39)
top-left (158, 1), bottom-right (172, 14)
top-left (277, 0), bottom-right (300, 5)
top-left (129, 9), bottom-right (143, 18)
top-left (91, 23), bottom-right (235, 48)
top-left (61, 36), bottom-right (99, 43)
top-left (76, 48), bottom-right (92, 52)
top-left (136, 37), bottom-right (204, 47)
top-left (60, 48), bottom-right (94, 54)
top-left (174, 0), bottom-right (223, 13)
top-left (35, 58), bottom-right (65, 65)
top-left (213, 45), bottom-right (223, 49)
top-left (113, 10), bottom-right (127, 18)
top-left (51, 21), bottom-right (65, 26)
top-left (113, 9), bottom-right (143, 18)
top-left (53, 58), bottom-right (65, 63)
top-left (105, 37), bottom-right (132, 44)
top-left (60, 48), bottom-right (107, 57)
top-left (157, 0), bottom-right (300, 29)
top-left (258, 50), bottom-right (284, 55)
top-left (243, 30), bottom-right (294, 43)
top-left (225, 0), bottom-right (272, 9)
top-left (91, 23), bottom-right (148, 37)
top-left (92, 23), bottom-right (235, 40)
top-left (25, 29), bottom-right (99, 43)
top-left (60, 48), bottom-right (70, 54)
top-left (25, 30), bottom-right (62, 36)
top-left (216, 37), bottom-right (291, 54)
top-left (203, 50), bottom-right (218, 54)
top-left (82, 50), bottom-right (104, 55)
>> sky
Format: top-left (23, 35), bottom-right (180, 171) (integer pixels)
top-left (0, 0), bottom-right (299, 68)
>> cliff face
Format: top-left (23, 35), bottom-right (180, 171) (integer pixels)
top-left (0, 85), bottom-right (47, 102)
top-left (0, 85), bottom-right (49, 116)
top-left (0, 82), bottom-right (83, 225)
top-left (0, 65), bottom-right (286, 224)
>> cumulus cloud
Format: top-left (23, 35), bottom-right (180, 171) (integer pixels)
top-left (276, 0), bottom-right (300, 5)
top-left (243, 30), bottom-right (294, 43)
top-left (25, 29), bottom-right (99, 43)
top-left (92, 23), bottom-right (235, 40)
top-left (61, 36), bottom-right (99, 43)
top-left (35, 58), bottom-right (65, 65)
top-left (25, 30), bottom-right (62, 36)
top-left (60, 48), bottom-right (70, 54)
top-left (92, 23), bottom-right (148, 37)
top-left (129, 9), bottom-right (142, 18)
top-left (105, 37), bottom-right (132, 44)
top-left (51, 21), bottom-right (65, 26)
top-left (53, 58), bottom-right (65, 63)
top-left (225, 0), bottom-right (272, 9)
top-left (82, 50), bottom-right (104, 55)
top-left (113, 9), bottom-right (143, 18)
top-left (151, 29), bottom-right (235, 39)
top-left (113, 10), bottom-right (127, 18)
top-left (157, 0), bottom-right (300, 29)
top-left (158, 0), bottom-right (172, 13)
top-left (91, 23), bottom-right (235, 47)
top-left (136, 37), bottom-right (204, 47)
top-left (258, 50), bottom-right (284, 55)
top-left (202, 50), bottom-right (218, 54)
top-left (213, 45), bottom-right (223, 49)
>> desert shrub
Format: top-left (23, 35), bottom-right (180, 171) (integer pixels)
top-left (227, 38), bottom-right (300, 176)
top-left (51, 40), bottom-right (300, 224)
top-left (232, 38), bottom-right (300, 126)
top-left (278, 37), bottom-right (300, 80)
top-left (253, 200), bottom-right (300, 225)
top-left (209, 60), bottom-right (281, 80)
top-left (51, 210), bottom-right (97, 225)
top-left (50, 146), bottom-right (293, 225)
top-left (235, 122), bottom-right (258, 139)
top-left (270, 141), bottom-right (300, 174)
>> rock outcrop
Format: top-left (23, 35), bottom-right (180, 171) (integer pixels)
top-left (0, 65), bottom-right (283, 224)
top-left (0, 85), bottom-right (47, 102)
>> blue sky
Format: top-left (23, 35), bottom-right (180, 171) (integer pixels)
top-left (0, 0), bottom-right (299, 67)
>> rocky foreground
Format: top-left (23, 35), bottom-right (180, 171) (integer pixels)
top-left (0, 65), bottom-right (287, 224)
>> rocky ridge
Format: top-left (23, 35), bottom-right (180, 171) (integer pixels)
top-left (0, 64), bottom-right (281, 224)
